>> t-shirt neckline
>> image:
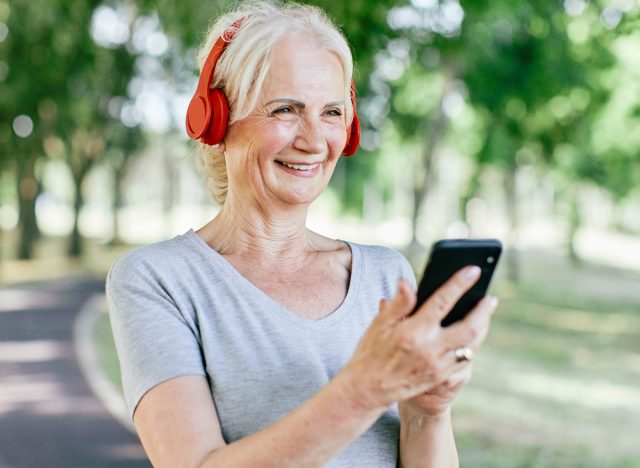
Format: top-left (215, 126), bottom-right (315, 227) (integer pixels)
top-left (183, 228), bottom-right (362, 329)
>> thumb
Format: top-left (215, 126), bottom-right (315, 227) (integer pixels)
top-left (380, 279), bottom-right (417, 323)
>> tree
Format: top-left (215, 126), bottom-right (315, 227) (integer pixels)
top-left (56, 15), bottom-right (138, 256)
top-left (0, 1), bottom-right (57, 259)
top-left (1, 0), bottom-right (141, 258)
top-left (380, 0), bottom-right (618, 278)
top-left (103, 123), bottom-right (144, 246)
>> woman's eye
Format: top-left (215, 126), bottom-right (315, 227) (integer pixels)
top-left (273, 106), bottom-right (293, 114)
top-left (326, 109), bottom-right (343, 117)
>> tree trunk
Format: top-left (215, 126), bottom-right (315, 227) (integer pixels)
top-left (567, 188), bottom-right (582, 266)
top-left (163, 146), bottom-right (177, 239)
top-left (0, 169), bottom-right (6, 277)
top-left (68, 154), bottom-right (94, 258)
top-left (68, 173), bottom-right (84, 258)
top-left (0, 171), bottom-right (4, 263)
top-left (16, 156), bottom-right (40, 260)
top-left (410, 185), bottom-right (422, 247)
top-left (459, 163), bottom-right (482, 227)
top-left (410, 74), bottom-right (451, 247)
top-left (503, 158), bottom-right (520, 282)
top-left (109, 166), bottom-right (124, 246)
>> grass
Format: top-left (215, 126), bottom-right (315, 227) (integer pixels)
top-left (93, 248), bottom-right (640, 467)
top-left (450, 252), bottom-right (640, 467)
top-left (94, 310), bottom-right (122, 390)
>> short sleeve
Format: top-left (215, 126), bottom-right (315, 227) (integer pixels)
top-left (398, 252), bottom-right (417, 289)
top-left (106, 252), bottom-right (206, 420)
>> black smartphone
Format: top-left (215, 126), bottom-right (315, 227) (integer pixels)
top-left (413, 239), bottom-right (502, 326)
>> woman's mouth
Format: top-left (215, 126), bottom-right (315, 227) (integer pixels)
top-left (275, 160), bottom-right (321, 177)
top-left (276, 160), bottom-right (320, 171)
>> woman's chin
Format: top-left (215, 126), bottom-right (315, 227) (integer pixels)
top-left (266, 175), bottom-right (329, 207)
top-left (272, 186), bottom-right (324, 208)
top-left (280, 194), bottom-right (320, 208)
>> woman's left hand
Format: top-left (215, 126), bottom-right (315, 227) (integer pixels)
top-left (399, 295), bottom-right (497, 417)
top-left (399, 364), bottom-right (471, 416)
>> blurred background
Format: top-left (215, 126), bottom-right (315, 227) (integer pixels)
top-left (1, 0), bottom-right (639, 466)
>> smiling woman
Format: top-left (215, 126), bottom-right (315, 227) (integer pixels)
top-left (192, 3), bottom-right (355, 206)
top-left (220, 32), bottom-right (347, 207)
top-left (105, 1), bottom-right (498, 467)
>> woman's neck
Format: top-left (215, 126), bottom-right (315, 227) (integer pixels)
top-left (197, 195), bottom-right (316, 264)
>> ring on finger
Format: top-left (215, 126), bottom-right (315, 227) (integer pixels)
top-left (454, 346), bottom-right (474, 362)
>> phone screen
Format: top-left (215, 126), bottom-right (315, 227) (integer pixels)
top-left (413, 239), bottom-right (502, 326)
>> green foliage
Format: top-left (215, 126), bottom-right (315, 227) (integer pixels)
top-left (0, 0), bottom-right (144, 257)
top-left (2, 0), bottom-right (640, 249)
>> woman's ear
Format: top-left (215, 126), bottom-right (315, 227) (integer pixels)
top-left (214, 142), bottom-right (226, 154)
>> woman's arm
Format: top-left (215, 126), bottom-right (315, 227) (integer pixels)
top-left (134, 368), bottom-right (385, 468)
top-left (133, 375), bottom-right (225, 467)
top-left (397, 406), bottom-right (458, 468)
top-left (200, 369), bottom-right (384, 467)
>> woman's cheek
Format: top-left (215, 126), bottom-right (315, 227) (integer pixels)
top-left (262, 121), bottom-right (298, 153)
top-left (328, 125), bottom-right (348, 156)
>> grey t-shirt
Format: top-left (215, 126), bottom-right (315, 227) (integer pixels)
top-left (106, 229), bottom-right (416, 467)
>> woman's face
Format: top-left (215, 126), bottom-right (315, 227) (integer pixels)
top-left (223, 33), bottom-right (348, 209)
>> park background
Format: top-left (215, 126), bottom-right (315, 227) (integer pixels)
top-left (1, 0), bottom-right (639, 466)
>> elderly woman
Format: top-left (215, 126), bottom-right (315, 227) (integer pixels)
top-left (106, 1), bottom-right (498, 467)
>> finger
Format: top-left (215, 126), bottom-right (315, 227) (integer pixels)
top-left (441, 365), bottom-right (472, 388)
top-left (440, 295), bottom-right (499, 350)
top-left (444, 374), bottom-right (469, 393)
top-left (414, 265), bottom-right (481, 325)
top-left (424, 366), bottom-right (471, 396)
top-left (382, 279), bottom-right (417, 323)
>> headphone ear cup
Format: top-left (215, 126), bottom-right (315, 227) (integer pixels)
top-left (200, 88), bottom-right (229, 146)
top-left (186, 93), bottom-right (212, 140)
top-left (342, 112), bottom-right (360, 156)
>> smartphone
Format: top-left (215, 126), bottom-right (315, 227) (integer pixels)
top-left (413, 239), bottom-right (502, 326)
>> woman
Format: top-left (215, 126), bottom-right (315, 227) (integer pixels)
top-left (106, 1), bottom-right (498, 467)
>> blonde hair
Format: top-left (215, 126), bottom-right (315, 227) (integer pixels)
top-left (194, 0), bottom-right (354, 204)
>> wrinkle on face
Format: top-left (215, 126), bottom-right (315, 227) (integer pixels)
top-left (223, 32), bottom-right (347, 209)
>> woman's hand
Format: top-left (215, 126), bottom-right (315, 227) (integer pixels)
top-left (342, 266), bottom-right (498, 414)
top-left (400, 293), bottom-right (497, 417)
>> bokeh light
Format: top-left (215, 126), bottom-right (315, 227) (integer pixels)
top-left (12, 115), bottom-right (33, 138)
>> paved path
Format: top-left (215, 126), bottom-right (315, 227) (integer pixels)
top-left (0, 276), bottom-right (149, 468)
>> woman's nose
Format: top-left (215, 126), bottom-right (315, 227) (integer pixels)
top-left (293, 116), bottom-right (325, 154)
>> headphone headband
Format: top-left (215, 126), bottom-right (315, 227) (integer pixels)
top-left (195, 18), bottom-right (244, 99)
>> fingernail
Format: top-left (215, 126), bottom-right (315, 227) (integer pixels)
top-left (465, 266), bottom-right (481, 279)
top-left (487, 296), bottom-right (499, 308)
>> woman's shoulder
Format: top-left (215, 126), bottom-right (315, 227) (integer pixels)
top-left (310, 230), bottom-right (404, 263)
top-left (346, 240), bottom-right (408, 265)
top-left (108, 230), bottom-right (196, 284)
top-left (342, 241), bottom-right (416, 293)
top-left (347, 241), bottom-right (416, 285)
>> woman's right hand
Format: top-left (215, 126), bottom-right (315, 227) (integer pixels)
top-left (342, 265), bottom-right (496, 412)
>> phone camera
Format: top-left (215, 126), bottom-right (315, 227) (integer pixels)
top-left (486, 256), bottom-right (495, 264)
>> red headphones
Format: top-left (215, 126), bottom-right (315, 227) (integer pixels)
top-left (185, 19), bottom-right (360, 156)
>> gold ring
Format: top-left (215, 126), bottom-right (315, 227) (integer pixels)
top-left (455, 347), bottom-right (474, 362)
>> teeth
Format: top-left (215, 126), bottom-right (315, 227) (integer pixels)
top-left (281, 162), bottom-right (319, 171)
